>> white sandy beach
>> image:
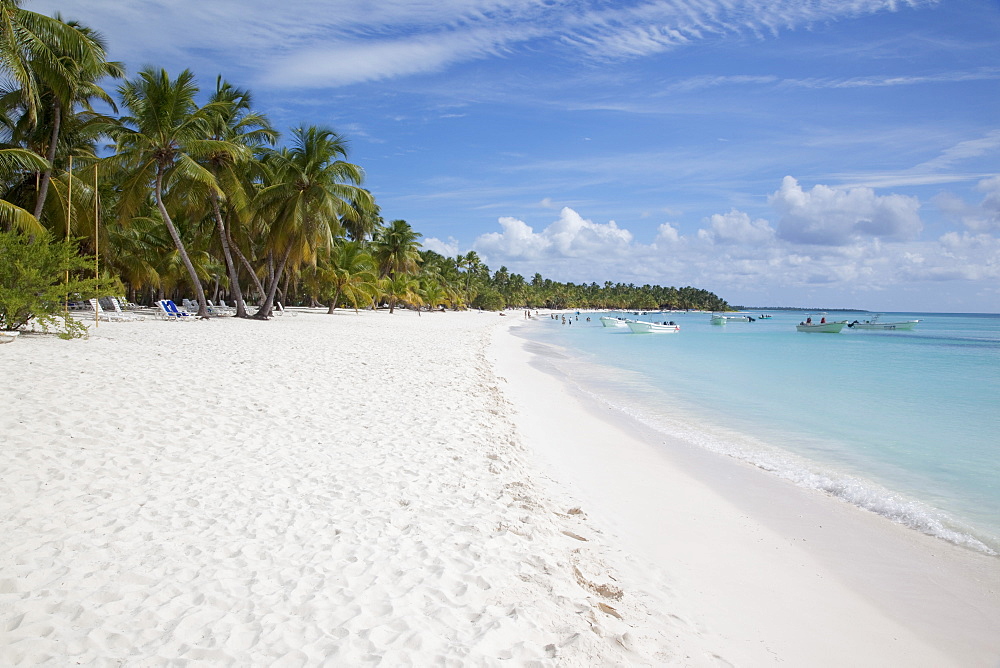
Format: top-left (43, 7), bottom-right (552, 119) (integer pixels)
top-left (1, 310), bottom-right (998, 666)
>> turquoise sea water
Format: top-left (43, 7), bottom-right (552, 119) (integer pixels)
top-left (518, 310), bottom-right (1000, 555)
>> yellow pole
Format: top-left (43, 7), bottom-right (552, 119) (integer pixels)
top-left (94, 163), bottom-right (99, 327)
top-left (65, 156), bottom-right (72, 313)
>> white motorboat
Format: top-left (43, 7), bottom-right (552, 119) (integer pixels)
top-left (711, 313), bottom-right (754, 325)
top-left (626, 319), bottom-right (680, 333)
top-left (847, 315), bottom-right (919, 331)
top-left (796, 318), bottom-right (847, 333)
top-left (599, 316), bottom-right (629, 328)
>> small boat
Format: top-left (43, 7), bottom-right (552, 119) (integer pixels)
top-left (0, 330), bottom-right (19, 344)
top-left (796, 317), bottom-right (847, 333)
top-left (711, 313), bottom-right (754, 325)
top-left (626, 319), bottom-right (680, 333)
top-left (847, 315), bottom-right (919, 331)
top-left (600, 316), bottom-right (629, 328)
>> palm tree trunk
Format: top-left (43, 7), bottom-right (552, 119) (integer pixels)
top-left (327, 286), bottom-right (343, 314)
top-left (227, 232), bottom-right (265, 300)
top-left (154, 169), bottom-right (209, 318)
top-left (32, 102), bottom-right (61, 220)
top-left (210, 192), bottom-right (248, 317)
top-left (254, 245), bottom-right (291, 319)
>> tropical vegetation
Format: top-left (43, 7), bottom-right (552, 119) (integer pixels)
top-left (0, 1), bottom-right (729, 332)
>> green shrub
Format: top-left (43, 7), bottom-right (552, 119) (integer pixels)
top-left (471, 287), bottom-right (505, 311)
top-left (0, 231), bottom-right (122, 338)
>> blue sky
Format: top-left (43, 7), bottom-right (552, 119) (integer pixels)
top-left (34, 0), bottom-right (1000, 311)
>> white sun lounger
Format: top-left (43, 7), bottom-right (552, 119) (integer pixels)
top-left (89, 298), bottom-right (129, 322)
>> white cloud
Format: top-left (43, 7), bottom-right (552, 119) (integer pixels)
top-left (260, 28), bottom-right (527, 88)
top-left (655, 222), bottom-right (681, 246)
top-left (37, 0), bottom-right (940, 88)
top-left (915, 130), bottom-right (1000, 172)
top-left (932, 175), bottom-right (1000, 232)
top-left (422, 236), bottom-right (460, 257)
top-left (977, 176), bottom-right (1000, 230)
top-left (699, 209), bottom-right (775, 246)
top-left (473, 207), bottom-right (633, 261)
top-left (563, 0), bottom-right (936, 60)
top-left (459, 194), bottom-right (1000, 311)
top-left (770, 176), bottom-right (922, 245)
top-left (474, 216), bottom-right (550, 260)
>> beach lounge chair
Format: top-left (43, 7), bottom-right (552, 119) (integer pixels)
top-left (0, 330), bottom-right (19, 344)
top-left (89, 298), bottom-right (128, 322)
top-left (207, 300), bottom-right (235, 316)
top-left (108, 297), bottom-right (145, 321)
top-left (158, 300), bottom-right (196, 320)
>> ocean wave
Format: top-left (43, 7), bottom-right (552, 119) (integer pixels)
top-left (587, 386), bottom-right (999, 556)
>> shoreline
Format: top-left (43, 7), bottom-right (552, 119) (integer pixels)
top-left (493, 316), bottom-right (1000, 666)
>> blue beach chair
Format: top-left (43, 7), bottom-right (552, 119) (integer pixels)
top-left (158, 300), bottom-right (196, 320)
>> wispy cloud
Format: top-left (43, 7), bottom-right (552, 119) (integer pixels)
top-left (559, 0), bottom-right (938, 61)
top-left (915, 130), bottom-right (1000, 171)
top-left (37, 0), bottom-right (942, 88)
top-left (259, 28), bottom-right (528, 88)
top-left (666, 68), bottom-right (1000, 93)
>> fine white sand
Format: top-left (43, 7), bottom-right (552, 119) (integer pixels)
top-left (2, 310), bottom-right (699, 665)
top-left (1, 310), bottom-right (997, 666)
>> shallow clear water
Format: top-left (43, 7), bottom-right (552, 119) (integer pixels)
top-left (520, 310), bottom-right (1000, 554)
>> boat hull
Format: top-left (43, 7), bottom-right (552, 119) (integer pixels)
top-left (796, 321), bottom-right (847, 333)
top-left (626, 320), bottom-right (680, 333)
top-left (712, 313), bottom-right (754, 324)
top-left (600, 316), bottom-right (629, 328)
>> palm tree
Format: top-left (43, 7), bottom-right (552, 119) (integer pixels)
top-left (252, 125), bottom-right (373, 319)
top-left (372, 219), bottom-right (421, 279)
top-left (380, 273), bottom-right (422, 314)
top-left (342, 196), bottom-right (381, 242)
top-left (201, 78), bottom-right (276, 317)
top-left (105, 67), bottom-right (245, 317)
top-left (0, 1), bottom-right (102, 128)
top-left (27, 18), bottom-right (122, 220)
top-left (323, 240), bottom-right (377, 313)
top-left (419, 279), bottom-right (448, 313)
top-left (0, 146), bottom-right (46, 233)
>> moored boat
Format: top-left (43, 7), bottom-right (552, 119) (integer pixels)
top-left (711, 313), bottom-right (754, 324)
top-left (796, 317), bottom-right (847, 333)
top-left (599, 316), bottom-right (629, 328)
top-left (626, 319), bottom-right (680, 333)
top-left (847, 315), bottom-right (919, 331)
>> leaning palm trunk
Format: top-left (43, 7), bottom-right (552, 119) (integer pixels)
top-left (254, 245), bottom-right (291, 319)
top-left (32, 103), bottom-right (61, 219)
top-left (327, 287), bottom-right (342, 314)
top-left (154, 170), bottom-right (208, 317)
top-left (227, 234), bottom-right (265, 301)
top-left (210, 192), bottom-right (247, 317)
